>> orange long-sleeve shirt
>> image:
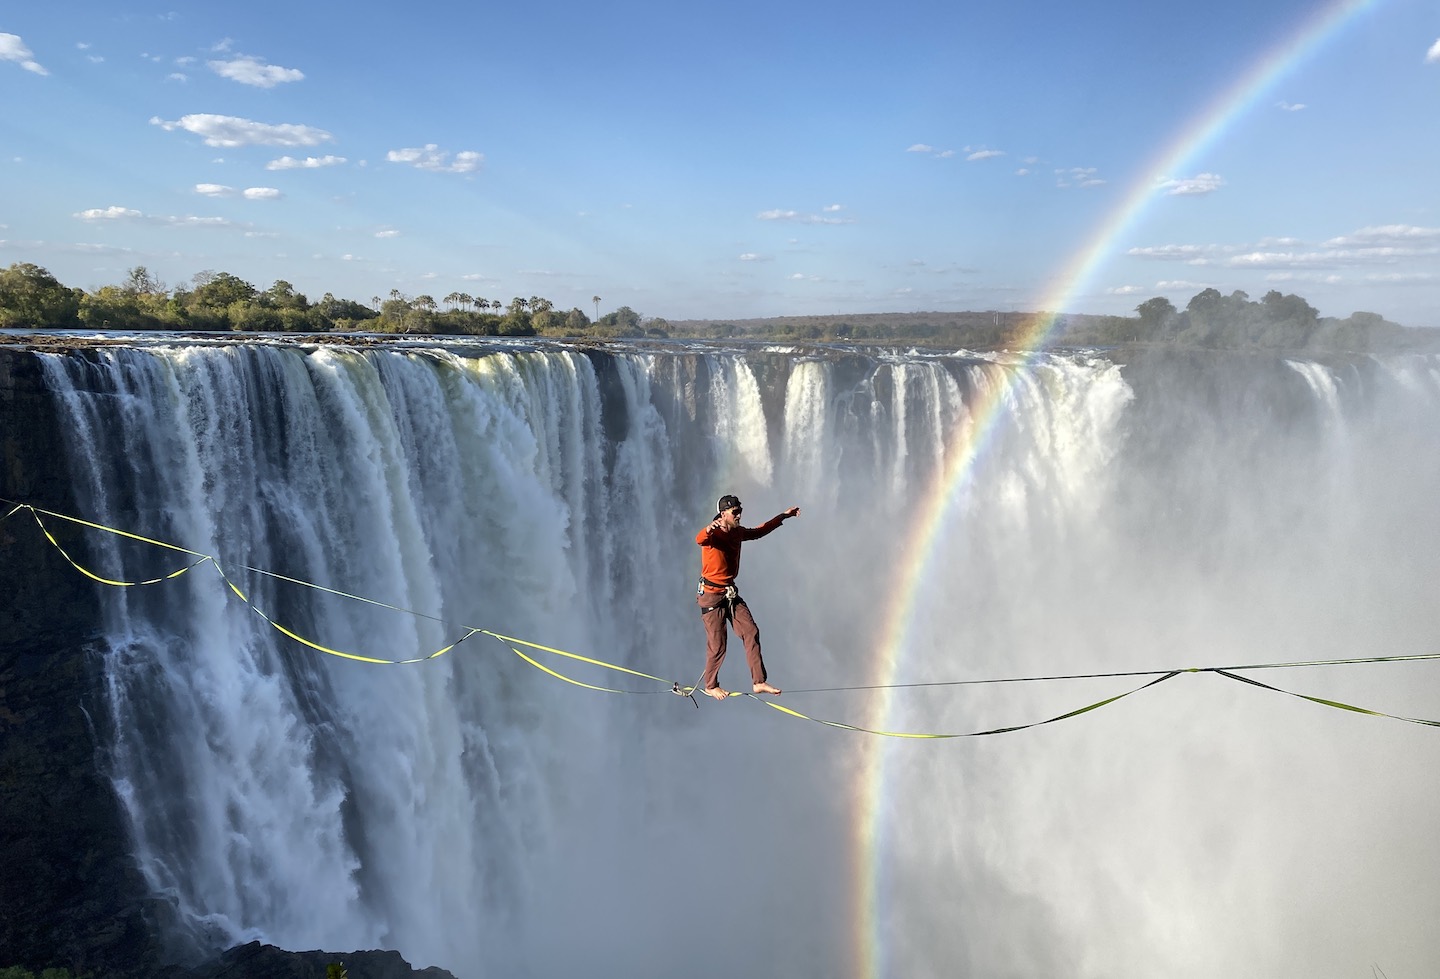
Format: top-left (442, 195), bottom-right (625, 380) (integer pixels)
top-left (695, 515), bottom-right (786, 592)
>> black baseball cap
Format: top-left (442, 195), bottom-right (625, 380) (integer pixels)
top-left (713, 494), bottom-right (742, 519)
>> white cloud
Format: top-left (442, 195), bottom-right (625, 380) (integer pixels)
top-left (1265, 272), bottom-right (1342, 284)
top-left (195, 183), bottom-right (234, 196)
top-left (757, 208), bottom-right (854, 225)
top-left (1366, 271), bottom-right (1435, 283)
top-left (0, 32), bottom-right (47, 75)
top-left (1128, 244), bottom-right (1215, 260)
top-left (208, 54), bottom-right (304, 87)
top-left (151, 113), bottom-right (334, 148)
top-left (966, 149), bottom-right (1005, 161)
top-left (167, 73), bottom-right (187, 82)
top-left (1056, 166), bottom-right (1105, 189)
top-left (386, 144), bottom-right (483, 173)
top-left (1227, 246), bottom-right (1431, 270)
top-left (1155, 280), bottom-right (1209, 290)
top-left (739, 253), bottom-right (773, 262)
top-left (1132, 229), bottom-right (1440, 275)
top-left (1276, 101), bottom-right (1306, 111)
top-left (1324, 224), bottom-right (1440, 247)
top-left (823, 203), bottom-right (843, 212)
top-left (160, 215), bottom-right (235, 228)
top-left (906, 144), bottom-right (934, 153)
top-left (1427, 38), bottom-right (1440, 63)
top-left (1106, 285), bottom-right (1145, 295)
top-left (74, 206), bottom-right (143, 221)
top-left (267, 154), bottom-right (346, 170)
top-left (1158, 172), bottom-right (1225, 196)
top-left (374, 229), bottom-right (401, 238)
top-left (74, 205), bottom-right (241, 229)
top-left (1015, 168), bottom-right (1031, 176)
top-left (243, 187), bottom-right (281, 200)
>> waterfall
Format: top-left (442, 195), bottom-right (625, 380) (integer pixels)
top-left (32, 340), bottom-right (1440, 979)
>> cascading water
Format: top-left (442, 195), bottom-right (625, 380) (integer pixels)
top-left (31, 339), bottom-right (1440, 979)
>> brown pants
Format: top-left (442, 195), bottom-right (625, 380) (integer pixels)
top-left (698, 590), bottom-right (767, 691)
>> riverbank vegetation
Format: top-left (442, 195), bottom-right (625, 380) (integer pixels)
top-left (1, 262), bottom-right (1433, 354)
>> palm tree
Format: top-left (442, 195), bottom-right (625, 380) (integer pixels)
top-left (370, 296), bottom-right (381, 311)
top-left (444, 291), bottom-right (462, 311)
top-left (592, 295), bottom-right (601, 321)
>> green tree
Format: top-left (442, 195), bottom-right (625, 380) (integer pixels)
top-left (78, 285), bottom-right (162, 330)
top-left (1134, 296), bottom-right (1177, 339)
top-left (123, 264), bottom-right (165, 296)
top-left (529, 297), bottom-right (556, 332)
top-left (190, 272), bottom-right (257, 311)
top-left (1257, 290), bottom-right (1319, 349)
top-left (0, 262), bottom-right (81, 328)
top-left (601, 305), bottom-right (642, 335)
top-left (564, 307), bottom-right (590, 332)
top-left (262, 279), bottom-right (308, 310)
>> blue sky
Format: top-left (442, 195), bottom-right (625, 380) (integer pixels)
top-left (2, 0), bottom-right (1437, 325)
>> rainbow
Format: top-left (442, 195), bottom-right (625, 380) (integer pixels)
top-left (850, 0), bottom-right (1384, 975)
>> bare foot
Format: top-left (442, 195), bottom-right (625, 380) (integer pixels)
top-left (703, 686), bottom-right (730, 701)
top-left (752, 682), bottom-right (781, 695)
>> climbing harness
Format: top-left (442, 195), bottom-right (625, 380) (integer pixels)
top-left (699, 577), bottom-right (742, 626)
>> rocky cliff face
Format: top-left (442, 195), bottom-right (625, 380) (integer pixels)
top-left (0, 346), bottom-right (163, 978)
top-left (0, 346), bottom-right (456, 979)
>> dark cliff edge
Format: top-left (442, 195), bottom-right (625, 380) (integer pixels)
top-left (0, 347), bottom-right (457, 979)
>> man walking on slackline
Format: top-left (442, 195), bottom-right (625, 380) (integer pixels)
top-left (695, 494), bottom-right (800, 700)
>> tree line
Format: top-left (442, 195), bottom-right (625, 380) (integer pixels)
top-left (0, 261), bottom-right (1430, 353)
top-left (1061, 288), bottom-right (1422, 354)
top-left (0, 263), bottom-right (655, 338)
